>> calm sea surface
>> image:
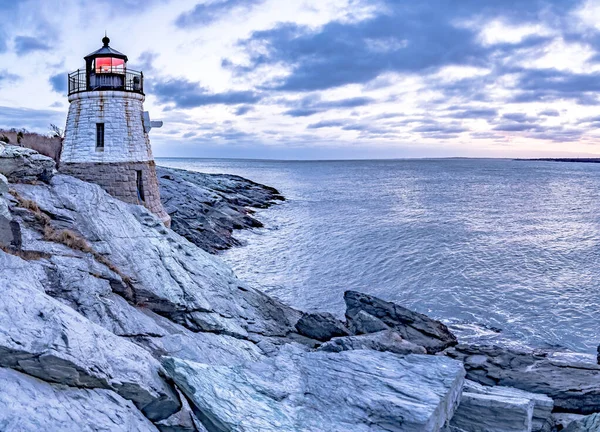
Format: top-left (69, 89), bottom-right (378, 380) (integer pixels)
top-left (158, 158), bottom-right (600, 353)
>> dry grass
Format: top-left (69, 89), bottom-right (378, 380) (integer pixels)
top-left (0, 129), bottom-right (63, 163)
top-left (0, 244), bottom-right (50, 260)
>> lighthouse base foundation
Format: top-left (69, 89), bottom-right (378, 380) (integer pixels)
top-left (60, 161), bottom-right (171, 227)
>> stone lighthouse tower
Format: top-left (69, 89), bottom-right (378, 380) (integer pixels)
top-left (60, 35), bottom-right (170, 226)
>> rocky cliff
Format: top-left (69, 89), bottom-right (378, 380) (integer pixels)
top-left (0, 143), bottom-right (599, 432)
top-left (156, 166), bottom-right (284, 254)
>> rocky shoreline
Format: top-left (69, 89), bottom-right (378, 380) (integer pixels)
top-left (156, 166), bottom-right (284, 254)
top-left (0, 143), bottom-right (599, 431)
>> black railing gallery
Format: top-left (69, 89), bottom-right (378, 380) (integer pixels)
top-left (68, 69), bottom-right (144, 95)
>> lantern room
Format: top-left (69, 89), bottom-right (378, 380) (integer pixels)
top-left (68, 35), bottom-right (143, 95)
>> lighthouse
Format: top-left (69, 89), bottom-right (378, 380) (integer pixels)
top-left (60, 35), bottom-right (170, 226)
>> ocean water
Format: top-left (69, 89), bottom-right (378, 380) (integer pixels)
top-left (158, 158), bottom-right (600, 353)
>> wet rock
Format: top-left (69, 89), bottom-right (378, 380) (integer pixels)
top-left (449, 392), bottom-right (534, 432)
top-left (0, 249), bottom-right (180, 421)
top-left (318, 330), bottom-right (427, 355)
top-left (0, 367), bottom-right (158, 432)
top-left (163, 349), bottom-right (465, 432)
top-left (0, 144), bottom-right (55, 183)
top-left (563, 413), bottom-right (600, 431)
top-left (344, 290), bottom-right (458, 353)
top-left (446, 344), bottom-right (600, 414)
top-left (294, 311), bottom-right (350, 342)
top-left (157, 166), bottom-right (283, 254)
top-left (462, 380), bottom-right (553, 432)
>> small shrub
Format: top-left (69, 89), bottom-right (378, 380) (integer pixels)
top-left (49, 124), bottom-right (64, 139)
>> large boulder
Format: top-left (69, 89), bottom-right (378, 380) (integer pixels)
top-left (163, 349), bottom-right (466, 432)
top-left (456, 380), bottom-right (553, 432)
top-left (344, 291), bottom-right (457, 353)
top-left (0, 250), bottom-right (180, 421)
top-left (0, 144), bottom-right (55, 183)
top-left (318, 330), bottom-right (427, 355)
top-left (157, 166), bottom-right (283, 253)
top-left (446, 344), bottom-right (600, 414)
top-left (449, 392), bottom-right (534, 432)
top-left (0, 367), bottom-right (158, 432)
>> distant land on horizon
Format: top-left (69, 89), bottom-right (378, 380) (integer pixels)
top-left (155, 156), bottom-right (600, 163)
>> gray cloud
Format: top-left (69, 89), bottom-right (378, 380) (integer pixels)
top-left (175, 0), bottom-right (265, 27)
top-left (493, 123), bottom-right (538, 132)
top-left (0, 106), bottom-right (65, 131)
top-left (501, 113), bottom-right (537, 123)
top-left (307, 120), bottom-right (348, 129)
top-left (447, 108), bottom-right (498, 119)
top-left (538, 109), bottom-right (560, 117)
top-left (14, 35), bottom-right (51, 55)
top-left (226, 1), bottom-right (579, 92)
top-left (49, 72), bottom-right (67, 94)
top-left (234, 105), bottom-right (254, 116)
top-left (0, 70), bottom-right (20, 85)
top-left (413, 124), bottom-right (469, 134)
top-left (152, 78), bottom-right (262, 108)
top-left (282, 95), bottom-right (375, 117)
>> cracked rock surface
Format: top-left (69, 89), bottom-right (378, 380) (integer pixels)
top-left (163, 348), bottom-right (465, 432)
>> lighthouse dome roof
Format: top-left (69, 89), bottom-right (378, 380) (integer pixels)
top-left (84, 36), bottom-right (128, 62)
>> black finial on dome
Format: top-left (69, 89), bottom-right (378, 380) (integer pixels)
top-left (102, 32), bottom-right (110, 47)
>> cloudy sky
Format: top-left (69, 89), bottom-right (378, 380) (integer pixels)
top-left (2, 0), bottom-right (600, 159)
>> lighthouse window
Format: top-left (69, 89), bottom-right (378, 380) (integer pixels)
top-left (96, 123), bottom-right (104, 150)
top-left (94, 57), bottom-right (125, 74)
top-left (136, 170), bottom-right (145, 202)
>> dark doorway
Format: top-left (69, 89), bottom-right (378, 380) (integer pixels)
top-left (136, 170), bottom-right (145, 202)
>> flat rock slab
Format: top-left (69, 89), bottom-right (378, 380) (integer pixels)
top-left (463, 380), bottom-right (553, 432)
top-left (163, 349), bottom-right (465, 432)
top-left (0, 367), bottom-right (158, 432)
top-left (344, 290), bottom-right (458, 353)
top-left (446, 344), bottom-right (600, 414)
